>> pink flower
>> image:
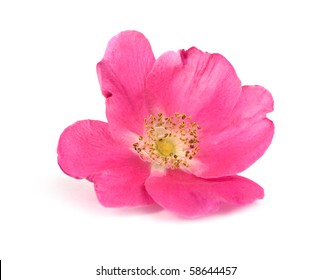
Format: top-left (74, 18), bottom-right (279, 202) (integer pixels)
top-left (57, 31), bottom-right (274, 218)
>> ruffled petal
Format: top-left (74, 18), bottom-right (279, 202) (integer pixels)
top-left (97, 31), bottom-right (156, 136)
top-left (89, 158), bottom-right (154, 207)
top-left (230, 85), bottom-right (274, 123)
top-left (145, 170), bottom-right (264, 218)
top-left (191, 85), bottom-right (274, 178)
top-left (58, 119), bottom-right (153, 206)
top-left (145, 47), bottom-right (241, 132)
top-left (58, 120), bottom-right (121, 179)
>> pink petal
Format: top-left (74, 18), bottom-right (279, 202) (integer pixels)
top-left (58, 120), bottom-right (118, 179)
top-left (145, 47), bottom-right (241, 132)
top-left (89, 158), bottom-right (154, 207)
top-left (231, 85), bottom-right (274, 122)
top-left (191, 85), bottom-right (275, 178)
top-left (58, 120), bottom-right (144, 179)
top-left (58, 120), bottom-right (153, 206)
top-left (97, 31), bottom-right (156, 137)
top-left (145, 170), bottom-right (264, 218)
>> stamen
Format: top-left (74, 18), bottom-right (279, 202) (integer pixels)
top-left (133, 112), bottom-right (200, 169)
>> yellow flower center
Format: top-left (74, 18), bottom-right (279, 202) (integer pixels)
top-left (133, 112), bottom-right (200, 169)
top-left (156, 138), bottom-right (176, 157)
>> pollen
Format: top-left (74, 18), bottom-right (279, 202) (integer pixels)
top-left (133, 112), bottom-right (200, 169)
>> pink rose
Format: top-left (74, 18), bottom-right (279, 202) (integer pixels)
top-left (58, 31), bottom-right (274, 218)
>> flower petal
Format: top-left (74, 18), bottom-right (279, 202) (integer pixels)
top-left (58, 120), bottom-right (153, 206)
top-left (145, 170), bottom-right (264, 218)
top-left (58, 120), bottom-right (118, 179)
top-left (145, 47), bottom-right (241, 131)
top-left (97, 31), bottom-right (156, 136)
top-left (230, 85), bottom-right (274, 122)
top-left (191, 85), bottom-right (275, 178)
top-left (89, 158), bottom-right (154, 207)
top-left (58, 120), bottom-right (143, 179)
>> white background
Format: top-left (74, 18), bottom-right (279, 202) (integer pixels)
top-left (1, 0), bottom-right (331, 279)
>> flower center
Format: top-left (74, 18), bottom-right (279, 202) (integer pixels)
top-left (133, 113), bottom-right (200, 169)
top-left (156, 138), bottom-right (175, 157)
